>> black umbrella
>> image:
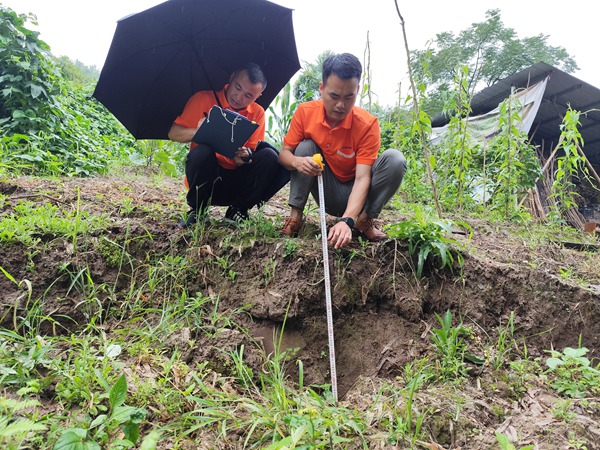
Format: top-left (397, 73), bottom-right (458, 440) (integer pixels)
top-left (92, 0), bottom-right (300, 140)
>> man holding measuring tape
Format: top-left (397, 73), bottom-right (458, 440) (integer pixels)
top-left (278, 53), bottom-right (407, 248)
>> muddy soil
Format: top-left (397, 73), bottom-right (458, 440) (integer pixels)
top-left (1, 169), bottom-right (599, 448)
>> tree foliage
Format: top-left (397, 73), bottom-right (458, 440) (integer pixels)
top-left (0, 6), bottom-right (134, 176)
top-left (54, 56), bottom-right (99, 88)
top-left (0, 7), bottom-right (63, 135)
top-left (292, 50), bottom-right (334, 102)
top-left (411, 9), bottom-right (578, 115)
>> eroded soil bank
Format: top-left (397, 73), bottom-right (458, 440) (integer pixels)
top-left (1, 172), bottom-right (599, 448)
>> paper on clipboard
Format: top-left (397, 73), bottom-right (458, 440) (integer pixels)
top-left (191, 105), bottom-right (259, 159)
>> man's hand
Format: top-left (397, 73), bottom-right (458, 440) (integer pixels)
top-left (295, 156), bottom-right (323, 176)
top-left (233, 147), bottom-right (253, 166)
top-left (328, 221), bottom-right (353, 249)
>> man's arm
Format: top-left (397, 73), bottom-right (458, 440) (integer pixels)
top-left (327, 164), bottom-right (371, 249)
top-left (168, 121), bottom-right (204, 143)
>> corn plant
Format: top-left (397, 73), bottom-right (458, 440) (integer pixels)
top-left (266, 82), bottom-right (299, 149)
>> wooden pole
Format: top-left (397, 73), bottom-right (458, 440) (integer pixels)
top-left (576, 142), bottom-right (600, 189)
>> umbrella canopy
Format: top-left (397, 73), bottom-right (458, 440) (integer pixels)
top-left (93, 0), bottom-right (300, 140)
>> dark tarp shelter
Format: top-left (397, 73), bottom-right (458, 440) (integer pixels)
top-left (431, 62), bottom-right (600, 225)
top-left (433, 62), bottom-right (600, 169)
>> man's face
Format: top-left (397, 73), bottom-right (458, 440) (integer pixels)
top-left (225, 70), bottom-right (264, 110)
top-left (319, 74), bottom-right (359, 128)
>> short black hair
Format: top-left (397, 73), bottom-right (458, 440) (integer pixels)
top-left (234, 62), bottom-right (268, 91)
top-left (322, 53), bottom-right (362, 84)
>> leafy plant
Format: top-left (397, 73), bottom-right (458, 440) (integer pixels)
top-left (486, 95), bottom-right (541, 218)
top-left (282, 238), bottom-right (300, 257)
top-left (487, 312), bottom-right (517, 370)
top-left (266, 82), bottom-right (299, 149)
top-left (386, 209), bottom-right (470, 278)
top-left (128, 139), bottom-right (186, 177)
top-left (548, 107), bottom-right (591, 219)
top-left (544, 346), bottom-right (600, 398)
top-left (495, 431), bottom-right (535, 450)
top-left (429, 310), bottom-right (473, 380)
top-left (0, 397), bottom-right (46, 450)
top-left (375, 358), bottom-right (432, 447)
top-left (53, 374), bottom-right (149, 449)
top-left (0, 6), bottom-right (134, 176)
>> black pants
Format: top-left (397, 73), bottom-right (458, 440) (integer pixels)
top-left (185, 143), bottom-right (290, 213)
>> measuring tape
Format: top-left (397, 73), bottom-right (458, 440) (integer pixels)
top-left (312, 154), bottom-right (338, 402)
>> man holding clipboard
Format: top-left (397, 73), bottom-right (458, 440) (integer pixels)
top-left (169, 63), bottom-right (289, 228)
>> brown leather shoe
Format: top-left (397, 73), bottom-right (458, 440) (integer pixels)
top-left (355, 216), bottom-right (387, 241)
top-left (281, 216), bottom-right (304, 237)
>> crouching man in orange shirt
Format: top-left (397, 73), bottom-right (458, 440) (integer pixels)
top-left (278, 53), bottom-right (407, 249)
top-left (169, 62), bottom-right (289, 228)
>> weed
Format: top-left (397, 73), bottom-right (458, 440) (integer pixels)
top-left (386, 208), bottom-right (470, 278)
top-left (53, 373), bottom-right (153, 449)
top-left (495, 431), bottom-right (535, 450)
top-left (282, 238), bottom-right (299, 257)
top-left (544, 345), bottom-right (600, 398)
top-left (551, 399), bottom-right (575, 421)
top-left (118, 196), bottom-right (135, 215)
top-left (0, 200), bottom-right (107, 247)
top-left (487, 312), bottom-right (517, 370)
top-left (430, 310), bottom-right (473, 380)
top-left (263, 256), bottom-right (277, 285)
top-left (558, 266), bottom-right (588, 285)
top-left (0, 331), bottom-right (54, 392)
top-left (0, 397), bottom-right (46, 450)
top-left (374, 358), bottom-right (432, 446)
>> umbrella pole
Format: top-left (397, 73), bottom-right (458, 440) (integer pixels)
top-left (312, 154), bottom-right (338, 403)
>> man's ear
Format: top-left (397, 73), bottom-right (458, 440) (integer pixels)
top-left (319, 81), bottom-right (324, 96)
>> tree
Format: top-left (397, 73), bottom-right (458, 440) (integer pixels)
top-left (0, 6), bottom-right (63, 135)
top-left (292, 50), bottom-right (334, 102)
top-left (411, 9), bottom-right (578, 115)
top-left (54, 56), bottom-right (99, 89)
top-left (0, 5), bottom-right (133, 176)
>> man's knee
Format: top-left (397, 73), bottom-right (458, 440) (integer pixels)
top-left (381, 149), bottom-right (407, 177)
top-left (187, 144), bottom-right (215, 167)
top-left (294, 139), bottom-right (320, 158)
top-left (251, 146), bottom-right (280, 170)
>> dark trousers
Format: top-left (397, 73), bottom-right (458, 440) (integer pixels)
top-left (185, 143), bottom-right (290, 213)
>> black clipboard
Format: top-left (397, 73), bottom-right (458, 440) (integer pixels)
top-left (191, 105), bottom-right (259, 159)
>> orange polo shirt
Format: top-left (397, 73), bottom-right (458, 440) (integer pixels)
top-left (283, 99), bottom-right (380, 182)
top-left (173, 86), bottom-right (265, 170)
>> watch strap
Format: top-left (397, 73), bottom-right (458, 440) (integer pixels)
top-left (339, 217), bottom-right (355, 229)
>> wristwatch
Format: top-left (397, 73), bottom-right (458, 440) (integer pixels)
top-left (338, 217), bottom-right (355, 229)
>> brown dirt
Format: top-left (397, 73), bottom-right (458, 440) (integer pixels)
top-left (1, 168), bottom-right (599, 449)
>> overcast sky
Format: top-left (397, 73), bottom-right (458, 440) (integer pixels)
top-left (2, 0), bottom-right (599, 107)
